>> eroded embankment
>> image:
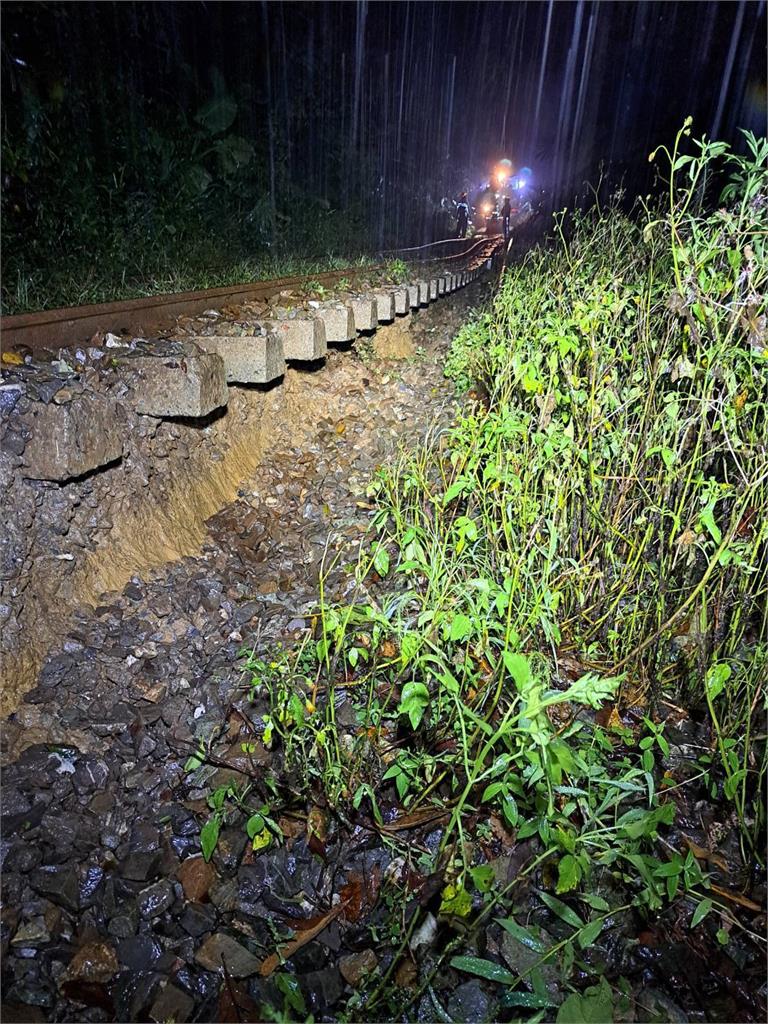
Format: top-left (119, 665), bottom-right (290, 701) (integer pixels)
top-left (0, 286), bottom-right (477, 1023)
top-left (0, 280), bottom-right (474, 717)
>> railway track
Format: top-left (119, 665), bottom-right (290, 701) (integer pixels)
top-left (0, 236), bottom-right (501, 357)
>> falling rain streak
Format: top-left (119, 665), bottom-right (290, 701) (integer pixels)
top-left (2, 1), bottom-right (766, 273)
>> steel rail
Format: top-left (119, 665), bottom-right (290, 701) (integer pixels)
top-left (0, 239), bottom-right (498, 356)
top-left (0, 264), bottom-right (384, 356)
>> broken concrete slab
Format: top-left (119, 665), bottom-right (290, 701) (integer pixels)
top-left (393, 288), bottom-right (409, 315)
top-left (407, 284), bottom-right (420, 308)
top-left (315, 302), bottom-right (355, 343)
top-left (190, 334), bottom-right (285, 384)
top-left (347, 296), bottom-right (377, 332)
top-left (21, 390), bottom-right (125, 482)
top-left (262, 317), bottom-right (326, 361)
top-left (429, 280), bottom-right (439, 301)
top-left (374, 292), bottom-right (395, 322)
top-left (418, 282), bottom-right (430, 305)
top-left (117, 342), bottom-right (228, 419)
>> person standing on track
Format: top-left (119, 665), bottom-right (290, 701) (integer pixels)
top-left (456, 193), bottom-right (469, 238)
top-left (501, 195), bottom-right (512, 240)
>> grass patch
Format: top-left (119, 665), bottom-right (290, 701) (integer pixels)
top-left (191, 124), bottom-right (767, 1020)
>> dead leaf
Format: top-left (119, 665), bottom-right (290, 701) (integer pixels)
top-left (258, 902), bottom-right (346, 977)
top-left (217, 975), bottom-right (258, 1022)
top-left (377, 807), bottom-right (449, 833)
top-left (681, 835), bottom-right (729, 873)
top-left (339, 876), bottom-right (364, 923)
top-left (710, 883), bottom-right (762, 912)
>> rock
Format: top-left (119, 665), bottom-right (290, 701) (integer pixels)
top-left (209, 877), bottom-right (238, 913)
top-left (194, 932), bottom-right (261, 977)
top-left (177, 855), bottom-right (216, 902)
top-left (0, 1005), bottom-right (47, 1023)
top-left (179, 902), bottom-right (216, 938)
top-left (72, 757), bottom-right (109, 792)
top-left (339, 949), bottom-right (378, 987)
top-left (121, 850), bottom-right (161, 882)
top-left (301, 967), bottom-right (344, 1012)
top-left (117, 935), bottom-right (162, 971)
top-left (137, 879), bottom-right (175, 918)
top-left (107, 910), bottom-right (138, 939)
top-left (11, 917), bottom-right (50, 948)
top-left (29, 865), bottom-right (80, 912)
top-left (500, 925), bottom-right (559, 992)
top-left (112, 970), bottom-right (162, 1022)
top-left (447, 980), bottom-right (496, 1024)
top-left (20, 392), bottom-right (125, 482)
top-left (214, 828), bottom-right (247, 871)
top-left (79, 864), bottom-right (105, 906)
top-left (129, 823), bottom-right (160, 853)
top-left (635, 987), bottom-right (689, 1023)
top-left (4, 842), bottom-right (42, 874)
top-left (149, 981), bottom-right (195, 1024)
top-left (62, 940), bottom-right (119, 984)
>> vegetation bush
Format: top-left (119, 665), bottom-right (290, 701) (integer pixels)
top-left (190, 125), bottom-right (766, 1018)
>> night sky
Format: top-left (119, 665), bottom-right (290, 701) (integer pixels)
top-left (2, 1), bottom-right (766, 252)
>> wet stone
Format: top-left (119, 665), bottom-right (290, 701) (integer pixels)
top-left (177, 855), bottom-right (216, 903)
top-left (149, 981), bottom-right (195, 1024)
top-left (214, 828), bottom-right (247, 871)
top-left (62, 940), bottom-right (119, 984)
top-left (11, 917), bottom-right (50, 948)
top-left (72, 758), bottom-right (109, 793)
top-left (117, 935), bottom-right (163, 972)
top-left (120, 850), bottom-right (161, 882)
top-left (209, 877), bottom-right (238, 913)
top-left (79, 865), bottom-right (105, 907)
top-left (195, 932), bottom-right (260, 977)
top-left (447, 980), bottom-right (497, 1024)
top-left (301, 967), bottom-right (344, 1012)
top-left (137, 879), bottom-right (175, 919)
top-left (128, 823), bottom-right (160, 854)
top-left (4, 841), bottom-right (43, 874)
top-left (112, 971), bottom-right (162, 1022)
top-left (30, 866), bottom-right (80, 913)
top-left (339, 949), bottom-right (377, 987)
top-left (107, 910), bottom-right (138, 939)
top-left (5, 977), bottom-right (55, 1009)
top-left (179, 902), bottom-right (216, 938)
